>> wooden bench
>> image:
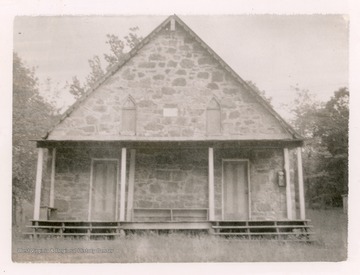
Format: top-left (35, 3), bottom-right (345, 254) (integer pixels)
top-left (132, 208), bottom-right (208, 222)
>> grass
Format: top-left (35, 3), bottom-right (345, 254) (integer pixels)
top-left (12, 208), bottom-right (347, 263)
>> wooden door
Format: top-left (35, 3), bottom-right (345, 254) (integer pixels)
top-left (223, 160), bottom-right (249, 220)
top-left (91, 160), bottom-right (118, 221)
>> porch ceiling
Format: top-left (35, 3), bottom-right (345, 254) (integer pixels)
top-left (34, 139), bottom-right (303, 149)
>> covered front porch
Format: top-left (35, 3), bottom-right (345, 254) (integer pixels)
top-left (26, 140), bottom-right (311, 240)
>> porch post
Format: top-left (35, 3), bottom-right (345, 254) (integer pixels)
top-left (297, 147), bottom-right (306, 219)
top-left (119, 148), bottom-right (127, 221)
top-left (49, 148), bottom-right (56, 208)
top-left (126, 149), bottom-right (136, 221)
top-left (208, 147), bottom-right (215, 221)
top-left (284, 148), bottom-right (293, 219)
top-left (33, 148), bottom-right (44, 220)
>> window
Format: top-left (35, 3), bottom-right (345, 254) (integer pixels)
top-left (207, 98), bottom-right (221, 135)
top-left (122, 96), bottom-right (136, 134)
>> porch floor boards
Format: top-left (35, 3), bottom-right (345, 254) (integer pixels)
top-left (24, 219), bottom-right (315, 241)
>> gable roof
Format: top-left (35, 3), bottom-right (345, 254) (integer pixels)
top-left (43, 15), bottom-right (302, 140)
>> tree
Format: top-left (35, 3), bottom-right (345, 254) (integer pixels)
top-left (66, 76), bottom-right (86, 100)
top-left (289, 87), bottom-right (349, 208)
top-left (315, 88), bottom-right (349, 196)
top-left (315, 88), bottom-right (349, 157)
top-left (103, 34), bottom-right (125, 70)
top-left (246, 81), bottom-right (273, 106)
top-left (290, 88), bottom-right (323, 137)
top-left (86, 55), bottom-right (106, 89)
top-left (68, 27), bottom-right (143, 99)
top-left (104, 27), bottom-right (142, 70)
top-left (13, 53), bottom-right (58, 225)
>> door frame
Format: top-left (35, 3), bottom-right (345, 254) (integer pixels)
top-left (221, 159), bottom-right (251, 221)
top-left (88, 158), bottom-right (120, 221)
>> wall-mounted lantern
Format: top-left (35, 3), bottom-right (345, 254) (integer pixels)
top-left (278, 171), bottom-right (285, 187)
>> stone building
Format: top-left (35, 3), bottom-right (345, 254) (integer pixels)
top-left (29, 15), bottom-right (309, 238)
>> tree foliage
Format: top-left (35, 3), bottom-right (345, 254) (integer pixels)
top-left (290, 88), bottom-right (323, 138)
top-left (315, 88), bottom-right (349, 197)
top-left (290, 87), bottom-right (349, 207)
top-left (315, 88), bottom-right (349, 157)
top-left (68, 27), bottom-right (143, 99)
top-left (246, 80), bottom-right (273, 107)
top-left (41, 77), bottom-right (67, 114)
top-left (67, 76), bottom-right (86, 100)
top-left (86, 55), bottom-right (106, 89)
top-left (13, 53), bottom-right (58, 205)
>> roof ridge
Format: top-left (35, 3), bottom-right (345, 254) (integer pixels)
top-left (44, 15), bottom-right (302, 140)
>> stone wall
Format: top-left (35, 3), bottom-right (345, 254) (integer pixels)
top-left (49, 23), bottom-right (291, 141)
top-left (248, 149), bottom-right (287, 220)
top-left (52, 148), bottom-right (91, 220)
top-left (133, 149), bottom-right (208, 209)
top-left (48, 147), bottom-right (122, 220)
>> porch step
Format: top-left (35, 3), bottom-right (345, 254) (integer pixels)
top-left (23, 219), bottom-right (315, 241)
top-left (211, 220), bottom-right (315, 241)
top-left (26, 225), bottom-right (120, 229)
top-left (23, 232), bottom-right (123, 237)
top-left (23, 220), bottom-right (124, 239)
top-left (212, 225), bottom-right (313, 229)
top-left (23, 220), bottom-right (211, 239)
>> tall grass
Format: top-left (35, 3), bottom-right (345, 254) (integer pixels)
top-left (12, 208), bottom-right (347, 263)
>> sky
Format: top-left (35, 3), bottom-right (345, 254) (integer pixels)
top-left (13, 15), bottom-right (349, 118)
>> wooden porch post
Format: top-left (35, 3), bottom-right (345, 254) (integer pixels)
top-left (284, 148), bottom-right (293, 220)
top-left (49, 148), bottom-right (56, 208)
top-left (33, 148), bottom-right (44, 220)
top-left (126, 149), bottom-right (136, 221)
top-left (297, 147), bottom-right (306, 219)
top-left (119, 148), bottom-right (127, 221)
top-left (208, 147), bottom-right (215, 221)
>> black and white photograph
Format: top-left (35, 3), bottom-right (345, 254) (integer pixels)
top-left (1, 0), bottom-right (358, 272)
